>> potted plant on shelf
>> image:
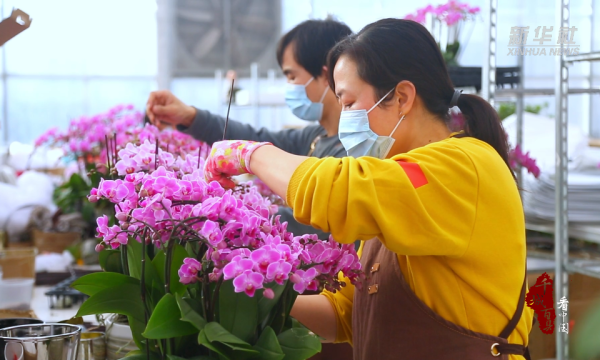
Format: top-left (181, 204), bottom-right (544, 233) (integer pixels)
top-left (404, 0), bottom-right (480, 66)
top-left (404, 1), bottom-right (521, 91)
top-left (70, 139), bottom-right (363, 360)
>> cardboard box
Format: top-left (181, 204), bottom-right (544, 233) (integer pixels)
top-left (0, 9), bottom-right (31, 46)
top-left (528, 320), bottom-right (556, 360)
top-left (569, 273), bottom-right (600, 302)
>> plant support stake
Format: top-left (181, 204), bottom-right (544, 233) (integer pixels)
top-left (222, 78), bottom-right (235, 140)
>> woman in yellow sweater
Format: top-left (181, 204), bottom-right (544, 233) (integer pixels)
top-left (204, 18), bottom-right (533, 360)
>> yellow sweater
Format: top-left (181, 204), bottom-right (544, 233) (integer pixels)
top-left (286, 136), bottom-right (534, 359)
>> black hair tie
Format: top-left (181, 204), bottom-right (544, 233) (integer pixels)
top-left (449, 89), bottom-right (462, 108)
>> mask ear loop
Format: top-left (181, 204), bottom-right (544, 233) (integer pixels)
top-left (389, 114), bottom-right (405, 137)
top-left (304, 77), bottom-right (315, 87)
top-left (318, 86), bottom-right (329, 103)
top-left (367, 88), bottom-right (396, 113)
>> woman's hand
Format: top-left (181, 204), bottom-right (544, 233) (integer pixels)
top-left (204, 140), bottom-right (272, 188)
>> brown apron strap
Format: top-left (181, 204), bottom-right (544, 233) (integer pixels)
top-left (496, 343), bottom-right (526, 356)
top-left (498, 264), bottom-right (528, 339)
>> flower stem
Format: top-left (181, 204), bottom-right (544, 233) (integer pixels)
top-left (203, 270), bottom-right (211, 322)
top-left (140, 230), bottom-right (151, 360)
top-left (209, 276), bottom-right (224, 321)
top-left (164, 237), bottom-right (176, 294)
top-left (120, 244), bottom-right (129, 276)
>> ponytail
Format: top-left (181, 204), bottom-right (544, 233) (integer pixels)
top-left (327, 19), bottom-right (513, 177)
top-left (456, 94), bottom-right (513, 175)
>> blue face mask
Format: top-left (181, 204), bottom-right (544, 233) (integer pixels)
top-left (285, 77), bottom-right (329, 121)
top-left (338, 88), bottom-right (405, 159)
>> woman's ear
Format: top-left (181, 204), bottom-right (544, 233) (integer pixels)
top-left (395, 80), bottom-right (416, 115)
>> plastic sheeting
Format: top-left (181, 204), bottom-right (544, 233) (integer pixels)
top-left (0, 171), bottom-right (57, 240)
top-left (503, 113), bottom-right (600, 222)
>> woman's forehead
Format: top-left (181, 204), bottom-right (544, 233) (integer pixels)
top-left (333, 56), bottom-right (363, 97)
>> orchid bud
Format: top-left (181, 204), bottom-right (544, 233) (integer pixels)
top-left (263, 288), bottom-right (275, 299)
top-left (209, 272), bottom-right (221, 282)
top-left (290, 273), bottom-right (302, 284)
top-left (95, 243), bottom-right (105, 252)
top-left (115, 212), bottom-right (129, 222)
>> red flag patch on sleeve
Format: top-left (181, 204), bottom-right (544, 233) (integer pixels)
top-left (396, 161), bottom-right (428, 189)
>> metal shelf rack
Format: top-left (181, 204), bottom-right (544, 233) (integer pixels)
top-left (483, 0), bottom-right (600, 358)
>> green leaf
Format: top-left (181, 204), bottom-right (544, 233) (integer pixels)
top-left (176, 293), bottom-right (207, 330)
top-left (71, 272), bottom-right (138, 296)
top-left (203, 322), bottom-right (258, 354)
top-left (574, 298), bottom-right (600, 360)
top-left (76, 282), bottom-right (144, 323)
top-left (58, 317), bottom-right (84, 325)
top-left (268, 284), bottom-right (297, 334)
top-left (219, 280), bottom-right (258, 343)
top-left (253, 327), bottom-right (284, 360)
top-left (150, 280), bottom-right (164, 312)
top-left (74, 281), bottom-right (148, 350)
top-left (291, 318), bottom-right (303, 329)
top-left (120, 353), bottom-right (162, 360)
top-left (143, 293), bottom-right (199, 339)
top-left (168, 356), bottom-right (213, 360)
top-left (127, 237), bottom-right (161, 291)
top-left (173, 333), bottom-right (204, 358)
top-left (152, 244), bottom-right (188, 295)
top-left (198, 329), bottom-right (231, 359)
top-left (258, 282), bottom-right (286, 324)
top-left (121, 314), bottom-right (149, 352)
top-left (99, 249), bottom-right (124, 273)
top-left (277, 327), bottom-right (321, 360)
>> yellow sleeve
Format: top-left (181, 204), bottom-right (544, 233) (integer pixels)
top-left (319, 241), bottom-right (364, 344)
top-left (322, 277), bottom-right (355, 344)
top-left (286, 141), bottom-right (479, 256)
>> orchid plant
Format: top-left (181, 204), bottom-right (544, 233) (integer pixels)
top-left (404, 0), bottom-right (480, 66)
top-left (34, 105), bottom-right (209, 237)
top-left (509, 144), bottom-right (541, 178)
top-left (71, 140), bottom-right (363, 360)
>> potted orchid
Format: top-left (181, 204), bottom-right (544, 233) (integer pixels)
top-left (34, 105), bottom-right (209, 239)
top-left (70, 139), bottom-right (363, 359)
top-left (404, 0), bottom-right (480, 66)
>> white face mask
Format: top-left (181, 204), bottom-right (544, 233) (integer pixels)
top-left (338, 88), bottom-right (405, 159)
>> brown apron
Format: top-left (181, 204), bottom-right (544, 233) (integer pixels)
top-left (352, 239), bottom-right (531, 360)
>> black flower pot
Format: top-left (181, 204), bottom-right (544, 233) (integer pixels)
top-left (448, 66), bottom-right (521, 92)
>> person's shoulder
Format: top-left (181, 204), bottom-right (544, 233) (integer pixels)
top-left (414, 136), bottom-right (497, 159)
top-left (300, 124), bottom-right (327, 136)
top-left (390, 137), bottom-right (498, 175)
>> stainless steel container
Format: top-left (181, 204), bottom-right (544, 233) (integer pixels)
top-left (0, 323), bottom-right (81, 360)
top-left (77, 332), bottom-right (106, 360)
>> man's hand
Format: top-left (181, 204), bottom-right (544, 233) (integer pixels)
top-left (146, 90), bottom-right (197, 129)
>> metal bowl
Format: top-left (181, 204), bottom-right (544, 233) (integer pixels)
top-left (0, 323), bottom-right (81, 360)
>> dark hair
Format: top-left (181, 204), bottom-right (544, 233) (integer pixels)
top-left (277, 19), bottom-right (353, 78)
top-left (326, 18), bottom-right (512, 173)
